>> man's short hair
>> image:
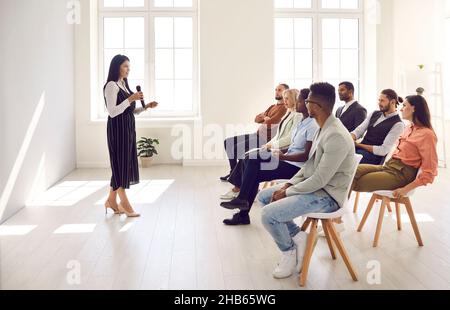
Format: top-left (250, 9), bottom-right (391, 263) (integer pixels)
top-left (338, 81), bottom-right (355, 93)
top-left (309, 82), bottom-right (336, 111)
top-left (279, 83), bottom-right (290, 90)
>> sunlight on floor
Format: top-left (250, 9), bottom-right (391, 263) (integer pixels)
top-left (95, 179), bottom-right (175, 205)
top-left (27, 181), bottom-right (109, 207)
top-left (400, 213), bottom-right (435, 223)
top-left (0, 225), bottom-right (38, 236)
top-left (53, 224), bottom-right (97, 234)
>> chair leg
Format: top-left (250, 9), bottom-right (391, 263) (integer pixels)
top-left (299, 219), bottom-right (319, 287)
top-left (322, 220), bottom-right (336, 260)
top-left (373, 198), bottom-right (388, 247)
top-left (395, 202), bottom-right (402, 231)
top-left (404, 199), bottom-right (424, 247)
top-left (301, 218), bottom-right (312, 232)
top-left (357, 194), bottom-right (377, 232)
top-left (387, 202), bottom-right (393, 213)
top-left (328, 221), bottom-right (358, 282)
top-left (353, 192), bottom-right (360, 213)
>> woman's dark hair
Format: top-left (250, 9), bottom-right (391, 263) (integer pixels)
top-left (381, 89), bottom-right (403, 107)
top-left (299, 88), bottom-right (311, 101)
top-left (405, 95), bottom-right (433, 129)
top-left (103, 54), bottom-right (133, 93)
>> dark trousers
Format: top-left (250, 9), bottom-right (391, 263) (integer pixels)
top-left (224, 133), bottom-right (266, 173)
top-left (356, 148), bottom-right (385, 165)
top-left (237, 155), bottom-right (300, 214)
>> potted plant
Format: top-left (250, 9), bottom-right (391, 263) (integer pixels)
top-left (137, 137), bottom-right (159, 168)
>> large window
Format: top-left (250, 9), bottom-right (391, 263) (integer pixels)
top-left (98, 0), bottom-right (198, 118)
top-left (274, 0), bottom-right (363, 98)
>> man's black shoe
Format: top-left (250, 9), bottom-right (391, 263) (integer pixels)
top-left (223, 212), bottom-right (251, 226)
top-left (220, 198), bottom-right (249, 211)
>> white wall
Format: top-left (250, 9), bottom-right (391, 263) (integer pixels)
top-left (75, 0), bottom-right (274, 167)
top-left (0, 0), bottom-right (76, 223)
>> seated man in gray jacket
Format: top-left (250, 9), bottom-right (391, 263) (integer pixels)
top-left (257, 82), bottom-right (355, 280)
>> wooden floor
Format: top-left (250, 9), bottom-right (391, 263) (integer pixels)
top-left (1, 165), bottom-right (450, 290)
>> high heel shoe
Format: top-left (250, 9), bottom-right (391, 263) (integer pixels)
top-left (105, 201), bottom-right (121, 215)
top-left (118, 203), bottom-right (140, 218)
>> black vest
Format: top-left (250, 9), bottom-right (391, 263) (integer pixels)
top-left (361, 111), bottom-right (402, 146)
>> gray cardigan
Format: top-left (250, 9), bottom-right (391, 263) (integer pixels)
top-left (286, 115), bottom-right (355, 208)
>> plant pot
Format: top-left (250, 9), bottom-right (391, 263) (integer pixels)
top-left (140, 157), bottom-right (154, 168)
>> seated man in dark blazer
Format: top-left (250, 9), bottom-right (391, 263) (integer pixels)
top-left (335, 81), bottom-right (367, 132)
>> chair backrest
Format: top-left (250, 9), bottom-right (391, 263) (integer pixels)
top-left (342, 154), bottom-right (363, 209)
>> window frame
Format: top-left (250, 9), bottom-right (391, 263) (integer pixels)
top-left (274, 0), bottom-right (364, 99)
top-left (97, 0), bottom-right (199, 120)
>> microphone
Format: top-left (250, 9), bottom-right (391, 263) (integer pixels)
top-left (136, 86), bottom-right (146, 109)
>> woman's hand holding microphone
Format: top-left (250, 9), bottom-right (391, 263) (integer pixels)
top-left (128, 92), bottom-right (158, 110)
top-left (128, 92), bottom-right (144, 103)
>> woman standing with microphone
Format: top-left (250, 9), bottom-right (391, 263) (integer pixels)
top-left (103, 55), bottom-right (158, 217)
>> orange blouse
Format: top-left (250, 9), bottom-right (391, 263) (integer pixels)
top-left (392, 125), bottom-right (438, 187)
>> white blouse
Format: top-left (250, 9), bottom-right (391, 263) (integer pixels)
top-left (104, 81), bottom-right (145, 118)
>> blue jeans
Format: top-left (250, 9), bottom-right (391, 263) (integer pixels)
top-left (258, 185), bottom-right (339, 252)
top-left (356, 148), bottom-right (385, 165)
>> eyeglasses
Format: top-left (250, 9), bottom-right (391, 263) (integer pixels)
top-left (305, 100), bottom-right (322, 108)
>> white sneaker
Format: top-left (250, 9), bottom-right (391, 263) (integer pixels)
top-left (220, 190), bottom-right (239, 200)
top-left (318, 222), bottom-right (345, 237)
top-left (273, 249), bottom-right (297, 279)
top-left (293, 232), bottom-right (308, 272)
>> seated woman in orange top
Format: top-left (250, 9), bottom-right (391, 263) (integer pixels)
top-left (352, 95), bottom-right (438, 199)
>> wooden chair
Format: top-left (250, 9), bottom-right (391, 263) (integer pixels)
top-left (357, 190), bottom-right (423, 248)
top-left (297, 154), bottom-right (362, 287)
top-left (353, 191), bottom-right (393, 213)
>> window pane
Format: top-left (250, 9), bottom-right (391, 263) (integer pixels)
top-left (104, 18), bottom-right (124, 48)
top-left (340, 49), bottom-right (359, 78)
top-left (322, 0), bottom-right (359, 9)
top-left (155, 49), bottom-right (174, 79)
top-left (322, 49), bottom-right (340, 79)
top-left (294, 49), bottom-right (312, 79)
top-left (125, 49), bottom-right (145, 80)
top-left (322, 18), bottom-right (340, 48)
top-left (275, 0), bottom-right (312, 8)
top-left (174, 0), bottom-right (193, 7)
top-left (175, 80), bottom-right (193, 111)
top-left (294, 18), bottom-right (312, 49)
top-left (154, 0), bottom-right (173, 7)
top-left (275, 49), bottom-right (295, 80)
top-left (155, 17), bottom-right (174, 48)
top-left (340, 19), bottom-right (359, 49)
top-left (175, 49), bottom-right (193, 79)
top-left (154, 0), bottom-right (193, 7)
top-left (104, 0), bottom-right (123, 7)
top-left (341, 0), bottom-right (358, 9)
top-left (275, 18), bottom-right (294, 48)
top-left (294, 0), bottom-right (312, 8)
top-left (124, 0), bottom-right (144, 7)
top-left (174, 17), bottom-right (192, 48)
top-left (155, 80), bottom-right (174, 110)
top-left (125, 17), bottom-right (144, 49)
top-left (322, 0), bottom-right (340, 9)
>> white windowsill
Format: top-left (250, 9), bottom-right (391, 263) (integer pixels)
top-left (89, 116), bottom-right (202, 128)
